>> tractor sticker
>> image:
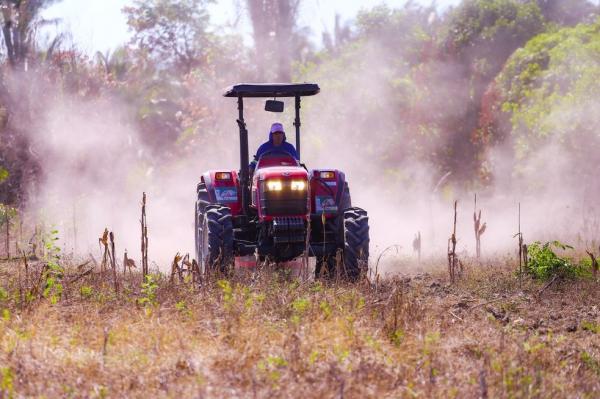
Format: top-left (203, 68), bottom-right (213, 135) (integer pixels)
top-left (316, 196), bottom-right (337, 213)
top-left (215, 187), bottom-right (238, 203)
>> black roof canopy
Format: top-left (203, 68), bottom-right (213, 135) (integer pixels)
top-left (224, 83), bottom-right (320, 98)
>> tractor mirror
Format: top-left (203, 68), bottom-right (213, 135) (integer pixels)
top-left (265, 100), bottom-right (284, 113)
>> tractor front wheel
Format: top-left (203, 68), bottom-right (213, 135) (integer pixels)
top-left (196, 204), bottom-right (233, 273)
top-left (343, 207), bottom-right (369, 281)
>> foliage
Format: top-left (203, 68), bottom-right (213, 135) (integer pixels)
top-left (139, 274), bottom-right (159, 307)
top-left (581, 320), bottom-right (600, 333)
top-left (581, 351), bottom-right (600, 376)
top-left (537, 0), bottom-right (599, 26)
top-left (0, 204), bottom-right (17, 225)
top-left (0, 366), bottom-right (14, 398)
top-left (79, 285), bottom-right (93, 299)
top-left (123, 0), bottom-right (214, 74)
top-left (442, 0), bottom-right (545, 61)
top-left (42, 229), bottom-right (63, 304)
top-left (246, 0), bottom-right (309, 81)
top-left (0, 0), bottom-right (597, 209)
top-left (0, 0), bottom-right (63, 67)
top-left (494, 19), bottom-right (600, 163)
top-left (525, 240), bottom-right (578, 279)
top-left (0, 167), bottom-right (8, 183)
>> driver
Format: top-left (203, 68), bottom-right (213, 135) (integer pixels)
top-left (249, 122), bottom-right (298, 172)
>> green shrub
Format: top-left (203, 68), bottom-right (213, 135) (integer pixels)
top-left (526, 241), bottom-right (575, 280)
top-left (80, 286), bottom-right (93, 299)
top-left (139, 274), bottom-right (158, 307)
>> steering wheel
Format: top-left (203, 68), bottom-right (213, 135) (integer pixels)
top-left (257, 148), bottom-right (298, 162)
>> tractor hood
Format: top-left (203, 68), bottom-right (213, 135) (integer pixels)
top-left (257, 166), bottom-right (308, 182)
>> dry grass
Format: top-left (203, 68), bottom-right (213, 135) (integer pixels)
top-left (0, 258), bottom-right (599, 398)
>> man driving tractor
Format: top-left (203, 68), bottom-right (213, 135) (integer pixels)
top-left (249, 122), bottom-right (298, 173)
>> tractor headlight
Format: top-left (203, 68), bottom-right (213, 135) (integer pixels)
top-left (266, 180), bottom-right (282, 191)
top-left (290, 180), bottom-right (306, 191)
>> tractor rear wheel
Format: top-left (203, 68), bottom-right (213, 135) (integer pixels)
top-left (196, 204), bottom-right (233, 273)
top-left (343, 207), bottom-right (369, 280)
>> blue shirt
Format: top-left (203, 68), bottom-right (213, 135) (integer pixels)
top-left (250, 130), bottom-right (299, 168)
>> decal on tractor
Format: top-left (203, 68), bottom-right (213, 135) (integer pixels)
top-left (215, 187), bottom-right (238, 203)
top-left (316, 196), bottom-right (337, 213)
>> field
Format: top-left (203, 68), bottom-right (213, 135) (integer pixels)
top-left (0, 257), bottom-right (599, 398)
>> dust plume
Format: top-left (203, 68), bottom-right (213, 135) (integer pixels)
top-left (13, 3), bottom-right (600, 273)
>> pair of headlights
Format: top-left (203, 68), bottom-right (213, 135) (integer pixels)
top-left (266, 180), bottom-right (306, 191)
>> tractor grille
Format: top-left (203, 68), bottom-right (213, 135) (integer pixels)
top-left (272, 217), bottom-right (305, 244)
top-left (260, 186), bottom-right (308, 216)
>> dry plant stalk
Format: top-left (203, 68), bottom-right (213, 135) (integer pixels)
top-left (31, 225), bottom-right (39, 259)
top-left (191, 259), bottom-right (201, 284)
top-left (170, 253), bottom-right (196, 284)
top-left (447, 200), bottom-right (458, 283)
top-left (123, 250), bottom-right (136, 274)
top-left (141, 192), bottom-right (149, 278)
top-left (21, 249), bottom-right (29, 286)
top-left (586, 248), bottom-right (599, 279)
top-left (109, 231), bottom-right (118, 294)
top-left (302, 210), bottom-right (311, 281)
top-left (4, 209), bottom-right (9, 259)
top-left (170, 252), bottom-right (183, 283)
top-left (515, 203), bottom-right (525, 287)
top-left (473, 194), bottom-right (486, 259)
top-left (99, 228), bottom-right (109, 272)
top-left (412, 231), bottom-right (421, 263)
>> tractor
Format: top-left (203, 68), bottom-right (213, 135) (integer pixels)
top-left (195, 83), bottom-right (369, 279)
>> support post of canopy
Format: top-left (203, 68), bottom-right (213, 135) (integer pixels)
top-left (294, 95), bottom-right (301, 160)
top-left (238, 96), bottom-right (250, 215)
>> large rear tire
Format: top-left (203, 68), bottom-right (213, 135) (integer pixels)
top-left (196, 204), bottom-right (233, 273)
top-left (343, 207), bottom-right (369, 281)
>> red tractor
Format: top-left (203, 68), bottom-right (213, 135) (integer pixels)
top-left (195, 83), bottom-right (369, 279)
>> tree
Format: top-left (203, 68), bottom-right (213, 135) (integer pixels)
top-left (434, 0), bottom-right (546, 181)
top-left (123, 0), bottom-right (214, 74)
top-left (494, 20), bottom-right (600, 160)
top-left (0, 0), bottom-right (61, 68)
top-left (537, 0), bottom-right (599, 26)
top-left (246, 0), bottom-right (310, 81)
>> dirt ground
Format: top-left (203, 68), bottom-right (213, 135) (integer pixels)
top-left (0, 258), bottom-right (598, 398)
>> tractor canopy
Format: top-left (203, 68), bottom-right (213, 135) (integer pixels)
top-left (223, 83), bottom-right (320, 98)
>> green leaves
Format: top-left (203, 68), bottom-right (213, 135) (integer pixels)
top-left (123, 0), bottom-right (213, 74)
top-left (0, 168), bottom-right (8, 183)
top-left (496, 19), bottom-right (600, 161)
top-left (139, 274), bottom-right (159, 307)
top-left (526, 240), bottom-right (575, 280)
top-left (39, 228), bottom-right (64, 305)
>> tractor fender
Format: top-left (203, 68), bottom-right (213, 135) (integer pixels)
top-left (335, 171), bottom-right (351, 210)
top-left (198, 171), bottom-right (242, 215)
top-left (310, 169), bottom-right (351, 213)
top-left (197, 172), bottom-right (214, 203)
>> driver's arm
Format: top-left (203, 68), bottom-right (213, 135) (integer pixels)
top-left (285, 143), bottom-right (299, 160)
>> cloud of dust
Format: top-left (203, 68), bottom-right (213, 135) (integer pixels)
top-left (15, 72), bottom-right (240, 267)
top-left (296, 27), bottom-right (600, 273)
top-left (16, 7), bottom-right (600, 273)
